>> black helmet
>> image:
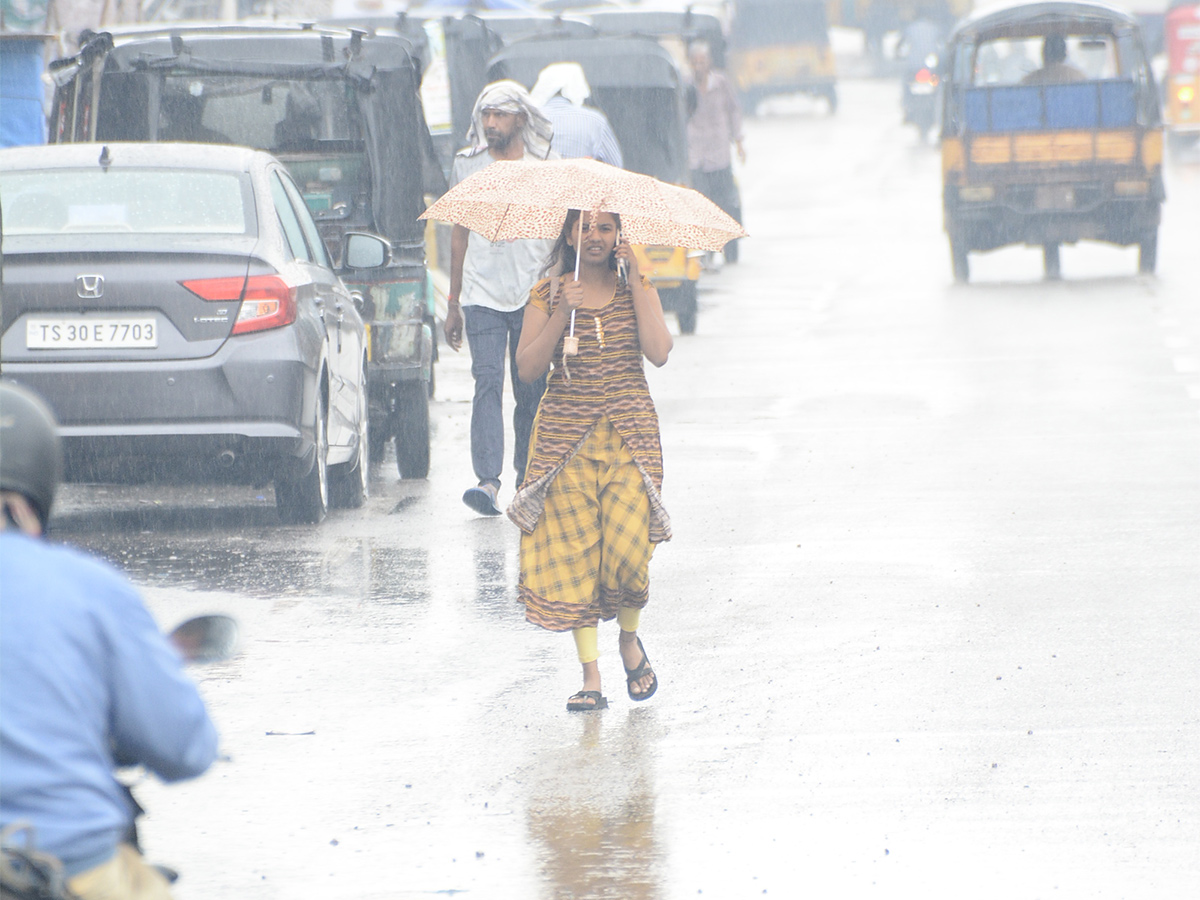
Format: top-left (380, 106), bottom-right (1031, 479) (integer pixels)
top-left (0, 381), bottom-right (63, 527)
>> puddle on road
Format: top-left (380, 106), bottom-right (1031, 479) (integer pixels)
top-left (51, 528), bottom-right (433, 605)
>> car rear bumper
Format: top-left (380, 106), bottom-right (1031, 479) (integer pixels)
top-left (2, 328), bottom-right (320, 483)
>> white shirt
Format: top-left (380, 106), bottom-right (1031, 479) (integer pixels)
top-left (450, 147), bottom-right (556, 313)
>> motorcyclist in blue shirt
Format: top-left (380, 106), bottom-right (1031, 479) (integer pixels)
top-left (0, 381), bottom-right (219, 899)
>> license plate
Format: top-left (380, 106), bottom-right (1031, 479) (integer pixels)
top-left (26, 317), bottom-right (158, 349)
top-left (1035, 185), bottom-right (1075, 210)
top-left (909, 83), bottom-right (936, 95)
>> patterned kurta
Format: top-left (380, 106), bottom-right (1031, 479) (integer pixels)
top-left (508, 274), bottom-right (672, 631)
top-left (507, 276), bottom-right (672, 544)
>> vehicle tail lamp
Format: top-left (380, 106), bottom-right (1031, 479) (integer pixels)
top-left (1178, 85), bottom-right (1195, 105)
top-left (958, 185), bottom-right (995, 202)
top-left (181, 275), bottom-right (297, 335)
top-left (915, 67), bottom-right (939, 87)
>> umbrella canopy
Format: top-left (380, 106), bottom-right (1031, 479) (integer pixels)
top-left (419, 157), bottom-right (746, 251)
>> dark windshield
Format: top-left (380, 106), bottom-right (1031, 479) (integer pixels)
top-left (732, 1), bottom-right (829, 46)
top-left (158, 76), bottom-right (363, 152)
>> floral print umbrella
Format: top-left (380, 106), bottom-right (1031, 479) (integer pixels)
top-left (419, 157), bottom-right (746, 251)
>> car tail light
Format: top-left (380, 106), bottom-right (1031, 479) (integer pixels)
top-left (181, 275), bottom-right (297, 335)
top-left (1179, 85), bottom-right (1195, 105)
top-left (915, 68), bottom-right (938, 86)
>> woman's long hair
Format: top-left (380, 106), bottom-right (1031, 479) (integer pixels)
top-left (543, 208), bottom-right (623, 281)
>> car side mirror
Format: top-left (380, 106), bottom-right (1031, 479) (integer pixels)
top-left (342, 232), bottom-right (390, 270)
top-left (169, 615), bottom-right (239, 664)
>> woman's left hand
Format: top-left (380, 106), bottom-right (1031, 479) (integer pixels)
top-left (614, 239), bottom-right (641, 282)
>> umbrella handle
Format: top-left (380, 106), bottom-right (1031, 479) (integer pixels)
top-left (574, 213), bottom-right (582, 281)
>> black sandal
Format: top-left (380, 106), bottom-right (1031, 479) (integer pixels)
top-left (566, 690), bottom-right (608, 712)
top-left (622, 636), bottom-right (658, 702)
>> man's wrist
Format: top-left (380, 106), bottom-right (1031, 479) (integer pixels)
top-left (447, 296), bottom-right (461, 307)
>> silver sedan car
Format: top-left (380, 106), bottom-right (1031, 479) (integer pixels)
top-left (1, 142), bottom-right (389, 523)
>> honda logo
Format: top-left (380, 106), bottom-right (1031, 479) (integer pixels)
top-left (76, 274), bottom-right (105, 299)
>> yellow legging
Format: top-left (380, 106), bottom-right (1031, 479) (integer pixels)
top-left (573, 607), bottom-right (641, 664)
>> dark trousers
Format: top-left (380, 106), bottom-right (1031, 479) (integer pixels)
top-left (464, 305), bottom-right (546, 489)
top-left (690, 166), bottom-right (742, 262)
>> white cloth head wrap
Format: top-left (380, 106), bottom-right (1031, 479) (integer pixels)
top-left (531, 62), bottom-right (591, 108)
top-left (466, 80), bottom-right (554, 159)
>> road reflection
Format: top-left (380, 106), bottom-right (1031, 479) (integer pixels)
top-left (526, 711), bottom-right (664, 897)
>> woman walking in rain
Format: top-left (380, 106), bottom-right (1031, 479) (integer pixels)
top-left (510, 208), bottom-right (673, 711)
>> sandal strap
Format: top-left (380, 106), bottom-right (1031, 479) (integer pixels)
top-left (622, 636), bottom-right (653, 681)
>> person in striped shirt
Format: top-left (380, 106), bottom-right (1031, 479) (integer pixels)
top-left (531, 63), bottom-right (624, 168)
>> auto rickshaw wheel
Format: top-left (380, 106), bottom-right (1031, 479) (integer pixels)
top-left (950, 240), bottom-right (970, 284)
top-left (1043, 244), bottom-right (1061, 281)
top-left (394, 380), bottom-right (430, 479)
top-left (1138, 232), bottom-right (1157, 275)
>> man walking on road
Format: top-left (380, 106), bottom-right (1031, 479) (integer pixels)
top-left (444, 81), bottom-right (556, 516)
top-left (686, 41), bottom-right (745, 264)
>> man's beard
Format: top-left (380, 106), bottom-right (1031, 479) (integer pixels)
top-left (486, 129), bottom-right (515, 151)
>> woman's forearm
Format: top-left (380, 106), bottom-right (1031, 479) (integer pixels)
top-left (516, 305), bottom-right (572, 383)
top-left (630, 280), bottom-right (673, 366)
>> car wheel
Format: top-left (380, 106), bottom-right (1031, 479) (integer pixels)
top-left (395, 380), bottom-right (430, 479)
top-left (276, 393), bottom-right (329, 524)
top-left (1138, 231), bottom-right (1157, 275)
top-left (1043, 243), bottom-right (1061, 280)
top-left (950, 239), bottom-right (970, 284)
top-left (674, 282), bottom-right (698, 335)
top-left (330, 363), bottom-right (369, 509)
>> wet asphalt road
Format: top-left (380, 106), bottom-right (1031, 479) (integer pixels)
top-left (52, 79), bottom-right (1200, 898)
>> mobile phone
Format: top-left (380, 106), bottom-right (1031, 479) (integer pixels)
top-left (615, 229), bottom-right (627, 280)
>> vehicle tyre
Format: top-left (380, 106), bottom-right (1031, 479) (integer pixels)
top-left (675, 281), bottom-right (698, 334)
top-left (329, 364), bottom-right (370, 509)
top-left (1043, 243), bottom-right (1061, 280)
top-left (950, 239), bottom-right (970, 283)
top-left (276, 394), bottom-right (329, 524)
top-left (368, 421), bottom-right (390, 464)
top-left (395, 380), bottom-right (430, 479)
top-left (1138, 231), bottom-right (1158, 274)
top-left (826, 86), bottom-right (838, 115)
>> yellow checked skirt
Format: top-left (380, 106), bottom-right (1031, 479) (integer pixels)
top-left (519, 415), bottom-right (654, 632)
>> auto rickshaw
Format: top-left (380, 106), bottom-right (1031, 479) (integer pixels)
top-left (48, 25), bottom-right (448, 477)
top-left (487, 34), bottom-right (705, 333)
top-left (1164, 1), bottom-right (1200, 151)
top-left (939, 1), bottom-right (1165, 281)
top-left (726, 0), bottom-right (837, 112)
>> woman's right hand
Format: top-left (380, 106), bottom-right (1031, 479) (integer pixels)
top-left (557, 278), bottom-right (585, 316)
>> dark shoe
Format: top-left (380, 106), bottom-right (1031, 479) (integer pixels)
top-left (622, 636), bottom-right (658, 702)
top-left (462, 483), bottom-right (501, 516)
top-left (566, 690), bottom-right (608, 712)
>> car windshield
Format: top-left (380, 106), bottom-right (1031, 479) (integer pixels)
top-left (159, 76), bottom-right (362, 153)
top-left (972, 34), bottom-right (1121, 86)
top-left (0, 169), bottom-right (253, 236)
